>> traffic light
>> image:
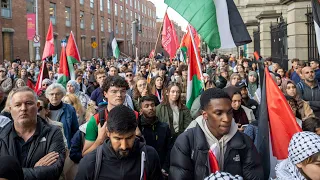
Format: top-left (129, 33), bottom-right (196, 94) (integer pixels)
top-left (132, 20), bottom-right (137, 46)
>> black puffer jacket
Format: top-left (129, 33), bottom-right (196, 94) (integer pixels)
top-left (169, 124), bottom-right (263, 180)
top-left (0, 118), bottom-right (66, 180)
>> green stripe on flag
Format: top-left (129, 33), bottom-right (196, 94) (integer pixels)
top-left (67, 56), bottom-right (79, 80)
top-left (165, 0), bottom-right (221, 50)
top-left (186, 75), bottom-right (203, 109)
top-left (57, 75), bottom-right (68, 88)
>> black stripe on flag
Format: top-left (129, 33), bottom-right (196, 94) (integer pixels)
top-left (256, 66), bottom-right (270, 180)
top-left (226, 0), bottom-right (252, 46)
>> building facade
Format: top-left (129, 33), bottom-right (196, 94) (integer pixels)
top-left (235, 0), bottom-right (311, 69)
top-left (155, 18), bottom-right (184, 58)
top-left (0, 0), bottom-right (157, 62)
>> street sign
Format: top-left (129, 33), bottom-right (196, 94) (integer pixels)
top-left (33, 35), bottom-right (40, 43)
top-left (33, 42), bottom-right (40, 47)
top-left (91, 42), bottom-right (98, 48)
top-left (61, 39), bottom-right (67, 47)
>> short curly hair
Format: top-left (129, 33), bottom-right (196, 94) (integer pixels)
top-left (200, 88), bottom-right (230, 110)
top-left (101, 75), bottom-right (129, 93)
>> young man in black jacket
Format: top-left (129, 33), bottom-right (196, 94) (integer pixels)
top-left (76, 105), bottom-right (163, 180)
top-left (138, 96), bottom-right (173, 177)
top-left (169, 88), bottom-right (263, 180)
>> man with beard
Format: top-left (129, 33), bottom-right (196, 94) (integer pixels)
top-left (235, 82), bottom-right (259, 119)
top-left (297, 66), bottom-right (320, 117)
top-left (75, 105), bottom-right (163, 180)
top-left (83, 76), bottom-right (139, 156)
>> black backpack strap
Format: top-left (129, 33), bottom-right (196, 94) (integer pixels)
top-left (94, 145), bottom-right (103, 180)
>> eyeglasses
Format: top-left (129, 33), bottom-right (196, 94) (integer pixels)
top-left (126, 74), bottom-right (133, 77)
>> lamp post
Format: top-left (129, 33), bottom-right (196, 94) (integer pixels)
top-left (35, 0), bottom-right (40, 61)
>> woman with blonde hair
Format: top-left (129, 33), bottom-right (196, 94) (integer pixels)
top-left (62, 94), bottom-right (86, 125)
top-left (14, 78), bottom-right (26, 88)
top-left (1, 90), bottom-right (14, 119)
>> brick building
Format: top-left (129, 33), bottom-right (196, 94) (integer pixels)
top-left (0, 0), bottom-right (157, 62)
top-left (155, 18), bottom-right (184, 58)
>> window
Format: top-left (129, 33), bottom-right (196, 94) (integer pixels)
top-left (115, 4), bottom-right (117, 16)
top-left (130, 11), bottom-right (133, 21)
top-left (120, 6), bottom-right (123, 18)
top-left (91, 14), bottom-right (95, 30)
top-left (126, 9), bottom-right (128, 20)
top-left (126, 0), bottom-right (128, 4)
top-left (116, 22), bottom-right (118, 34)
top-left (49, 3), bottom-right (56, 25)
top-left (127, 24), bottom-right (129, 35)
top-left (100, 0), bottom-right (103, 11)
top-left (80, 11), bottom-right (85, 29)
top-left (101, 18), bottom-right (104, 32)
top-left (108, 19), bottom-right (111, 32)
top-left (90, 0), bottom-right (94, 8)
top-left (135, 12), bottom-right (137, 20)
top-left (1, 0), bottom-right (11, 18)
top-left (65, 7), bottom-right (71, 27)
top-left (134, 0), bottom-right (136, 9)
top-left (107, 0), bottom-right (111, 14)
top-left (121, 23), bottom-right (124, 34)
top-left (130, 0), bottom-right (132, 7)
top-left (80, 0), bottom-right (84, 5)
top-left (26, 0), bottom-right (34, 13)
top-left (137, 0), bottom-right (140, 11)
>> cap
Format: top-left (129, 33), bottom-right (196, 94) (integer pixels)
top-left (235, 82), bottom-right (247, 89)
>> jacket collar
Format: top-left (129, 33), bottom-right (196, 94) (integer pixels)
top-left (140, 115), bottom-right (159, 126)
top-left (0, 116), bottom-right (51, 140)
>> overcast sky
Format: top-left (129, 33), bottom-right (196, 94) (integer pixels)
top-left (148, 0), bottom-right (188, 30)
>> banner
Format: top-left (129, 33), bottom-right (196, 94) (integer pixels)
top-left (27, 14), bottom-right (36, 40)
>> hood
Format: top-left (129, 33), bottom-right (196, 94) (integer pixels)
top-left (275, 159), bottom-right (306, 180)
top-left (195, 116), bottom-right (238, 170)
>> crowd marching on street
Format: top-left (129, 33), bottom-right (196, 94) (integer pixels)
top-left (1, 0), bottom-right (320, 179)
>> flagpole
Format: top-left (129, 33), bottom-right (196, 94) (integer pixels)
top-left (188, 25), bottom-right (205, 87)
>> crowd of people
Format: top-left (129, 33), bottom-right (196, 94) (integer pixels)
top-left (0, 54), bottom-right (319, 180)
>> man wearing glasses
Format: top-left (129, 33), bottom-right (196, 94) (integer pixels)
top-left (82, 76), bottom-right (140, 156)
top-left (125, 70), bottom-right (134, 98)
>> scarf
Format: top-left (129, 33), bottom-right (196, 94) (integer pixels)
top-left (233, 107), bottom-right (249, 125)
top-left (247, 82), bottom-right (258, 98)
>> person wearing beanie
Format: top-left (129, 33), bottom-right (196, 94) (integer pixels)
top-left (0, 156), bottom-right (24, 180)
top-left (75, 105), bottom-right (163, 180)
top-left (275, 131), bottom-right (320, 180)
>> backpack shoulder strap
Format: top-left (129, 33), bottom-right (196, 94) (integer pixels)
top-left (94, 145), bottom-right (104, 180)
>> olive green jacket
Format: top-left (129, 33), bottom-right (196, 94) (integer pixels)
top-left (156, 103), bottom-right (192, 138)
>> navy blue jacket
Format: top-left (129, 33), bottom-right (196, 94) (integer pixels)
top-left (138, 116), bottom-right (173, 172)
top-left (69, 130), bottom-right (85, 163)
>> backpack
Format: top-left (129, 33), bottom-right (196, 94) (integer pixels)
top-left (93, 143), bottom-right (149, 180)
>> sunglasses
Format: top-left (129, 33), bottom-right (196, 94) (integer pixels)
top-left (126, 74), bottom-right (133, 77)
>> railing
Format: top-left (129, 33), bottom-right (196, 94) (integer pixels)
top-left (306, 6), bottom-right (320, 61)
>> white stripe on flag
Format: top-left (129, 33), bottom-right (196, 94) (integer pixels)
top-left (213, 0), bottom-right (236, 49)
top-left (314, 20), bottom-right (320, 56)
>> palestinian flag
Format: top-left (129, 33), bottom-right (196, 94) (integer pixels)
top-left (312, 0), bottom-right (320, 56)
top-left (34, 61), bottom-right (49, 92)
top-left (180, 33), bottom-right (187, 63)
top-left (257, 67), bottom-right (302, 179)
top-left (110, 31), bottom-right (120, 59)
top-left (164, 0), bottom-right (251, 50)
top-left (57, 44), bottom-right (69, 88)
top-left (42, 21), bottom-right (54, 60)
top-left (186, 25), bottom-right (203, 109)
top-left (65, 31), bottom-right (81, 80)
